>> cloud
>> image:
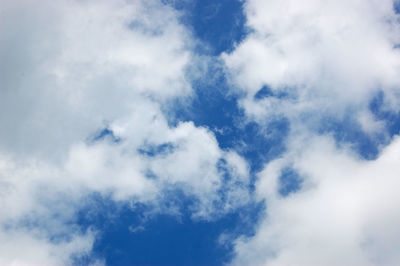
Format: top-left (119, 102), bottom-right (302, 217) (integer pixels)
top-left (3, 0), bottom-right (399, 264)
top-left (0, 0), bottom-right (192, 160)
top-left (223, 0), bottom-right (400, 124)
top-left (223, 0), bottom-right (400, 265)
top-left (232, 134), bottom-right (400, 266)
top-left (0, 0), bottom-right (251, 264)
top-left (0, 228), bottom-right (98, 266)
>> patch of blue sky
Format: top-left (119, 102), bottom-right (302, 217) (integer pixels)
top-left (91, 127), bottom-right (121, 144)
top-left (394, 0), bottom-right (400, 14)
top-left (316, 112), bottom-right (382, 160)
top-left (278, 167), bottom-right (303, 197)
top-left (369, 90), bottom-right (400, 138)
top-left (75, 191), bottom-right (263, 265)
top-left (253, 85), bottom-right (291, 101)
top-left (165, 0), bottom-right (248, 55)
top-left (315, 91), bottom-right (400, 160)
top-left (138, 142), bottom-right (176, 157)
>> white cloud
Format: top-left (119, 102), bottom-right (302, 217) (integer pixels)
top-left (223, 0), bottom-right (400, 265)
top-left (232, 134), bottom-right (400, 266)
top-left (0, 0), bottom-right (251, 264)
top-left (0, 229), bottom-right (98, 266)
top-left (0, 0), bottom-right (191, 160)
top-left (4, 0), bottom-right (399, 264)
top-left (223, 0), bottom-right (400, 123)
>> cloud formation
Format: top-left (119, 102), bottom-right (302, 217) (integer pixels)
top-left (2, 0), bottom-right (400, 264)
top-left (223, 0), bottom-right (400, 126)
top-left (0, 0), bottom-right (250, 264)
top-left (232, 134), bottom-right (400, 266)
top-left (223, 0), bottom-right (400, 265)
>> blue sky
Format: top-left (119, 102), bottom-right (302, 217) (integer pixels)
top-left (1, 0), bottom-right (400, 265)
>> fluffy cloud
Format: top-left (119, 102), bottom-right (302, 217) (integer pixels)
top-left (0, 229), bottom-right (97, 266)
top-left (223, 0), bottom-right (400, 123)
top-left (0, 0), bottom-right (250, 264)
top-left (224, 0), bottom-right (400, 265)
top-left (0, 0), bottom-right (191, 159)
top-left (232, 134), bottom-right (400, 266)
top-left (3, 0), bottom-right (400, 264)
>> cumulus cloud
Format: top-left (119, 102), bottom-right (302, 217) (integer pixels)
top-left (232, 134), bottom-right (400, 266)
top-left (0, 228), bottom-right (97, 266)
top-left (3, 0), bottom-right (400, 264)
top-left (223, 0), bottom-right (400, 124)
top-left (223, 0), bottom-right (400, 265)
top-left (0, 0), bottom-right (251, 264)
top-left (0, 0), bottom-right (191, 159)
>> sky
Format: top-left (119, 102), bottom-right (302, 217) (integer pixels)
top-left (1, 0), bottom-right (400, 265)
